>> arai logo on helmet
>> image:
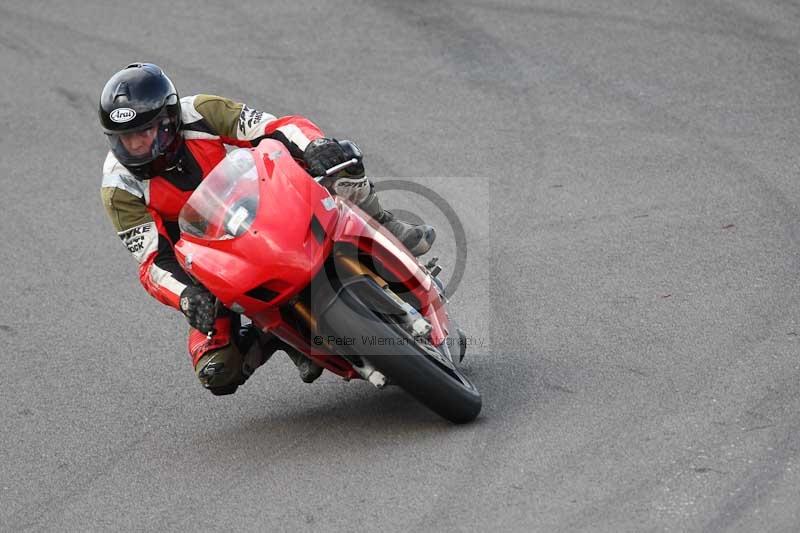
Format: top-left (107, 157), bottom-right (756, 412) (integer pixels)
top-left (109, 108), bottom-right (137, 123)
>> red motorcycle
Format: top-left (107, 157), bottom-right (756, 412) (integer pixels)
top-left (174, 139), bottom-right (481, 423)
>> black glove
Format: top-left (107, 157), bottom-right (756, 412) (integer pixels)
top-left (179, 285), bottom-right (217, 334)
top-left (304, 138), bottom-right (364, 178)
top-left (337, 140), bottom-right (364, 177)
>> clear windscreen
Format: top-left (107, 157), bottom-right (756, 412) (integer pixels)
top-left (178, 149), bottom-right (260, 240)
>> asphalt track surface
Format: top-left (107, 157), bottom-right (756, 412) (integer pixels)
top-left (2, 1), bottom-right (800, 531)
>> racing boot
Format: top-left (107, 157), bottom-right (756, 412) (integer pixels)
top-left (284, 346), bottom-right (324, 383)
top-left (356, 185), bottom-right (436, 257)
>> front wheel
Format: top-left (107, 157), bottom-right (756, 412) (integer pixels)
top-left (316, 278), bottom-right (482, 424)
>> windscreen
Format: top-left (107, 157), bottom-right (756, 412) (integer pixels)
top-left (178, 149), bottom-right (260, 240)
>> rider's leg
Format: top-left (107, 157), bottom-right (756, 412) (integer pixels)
top-left (189, 315), bottom-right (271, 395)
top-left (356, 182), bottom-right (437, 256)
top-left (331, 176), bottom-right (437, 257)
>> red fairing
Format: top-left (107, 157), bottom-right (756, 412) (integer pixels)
top-left (131, 123), bottom-right (324, 311)
top-left (174, 139), bottom-right (449, 379)
top-left (175, 140), bottom-right (338, 308)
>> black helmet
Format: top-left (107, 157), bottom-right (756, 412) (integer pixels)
top-left (99, 63), bottom-right (182, 172)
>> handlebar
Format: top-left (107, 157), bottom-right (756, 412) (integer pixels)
top-left (314, 158), bottom-right (360, 183)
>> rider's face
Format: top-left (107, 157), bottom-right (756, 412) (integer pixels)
top-left (119, 126), bottom-right (157, 156)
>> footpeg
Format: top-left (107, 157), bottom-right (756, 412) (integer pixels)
top-left (425, 256), bottom-right (442, 277)
top-left (368, 372), bottom-right (388, 389)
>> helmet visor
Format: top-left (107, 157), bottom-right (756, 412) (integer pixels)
top-left (106, 110), bottom-right (179, 167)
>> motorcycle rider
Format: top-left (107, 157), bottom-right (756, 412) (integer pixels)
top-left (99, 63), bottom-right (436, 395)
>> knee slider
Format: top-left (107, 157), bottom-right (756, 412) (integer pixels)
top-left (195, 344), bottom-right (244, 391)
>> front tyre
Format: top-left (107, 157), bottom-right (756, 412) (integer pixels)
top-left (317, 279), bottom-right (481, 424)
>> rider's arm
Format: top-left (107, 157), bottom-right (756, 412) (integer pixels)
top-left (101, 172), bottom-right (192, 310)
top-left (182, 94), bottom-right (325, 159)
